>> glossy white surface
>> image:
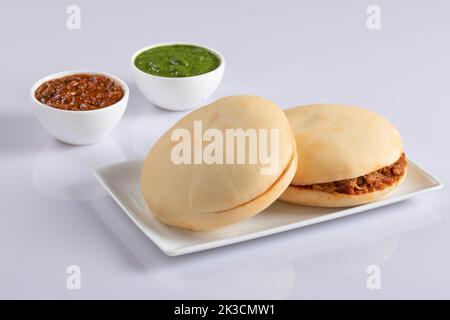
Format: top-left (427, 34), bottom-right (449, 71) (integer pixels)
top-left (31, 70), bottom-right (129, 145)
top-left (94, 159), bottom-right (441, 256)
top-left (131, 43), bottom-right (225, 110)
top-left (1, 0), bottom-right (450, 299)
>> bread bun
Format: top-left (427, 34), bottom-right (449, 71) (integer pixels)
top-left (280, 104), bottom-right (406, 207)
top-left (285, 104), bottom-right (403, 185)
top-left (141, 96), bottom-right (297, 230)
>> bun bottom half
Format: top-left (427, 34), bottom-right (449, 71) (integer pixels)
top-left (153, 144), bottom-right (298, 231)
top-left (279, 169), bottom-right (407, 208)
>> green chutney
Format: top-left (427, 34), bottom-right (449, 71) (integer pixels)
top-left (134, 44), bottom-right (221, 78)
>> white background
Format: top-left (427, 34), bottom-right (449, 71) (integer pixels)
top-left (0, 0), bottom-right (449, 299)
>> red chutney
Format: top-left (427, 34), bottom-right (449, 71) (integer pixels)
top-left (35, 73), bottom-right (124, 111)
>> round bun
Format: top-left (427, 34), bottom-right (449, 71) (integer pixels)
top-left (141, 96), bottom-right (297, 231)
top-left (280, 104), bottom-right (406, 207)
top-left (279, 169), bottom-right (406, 207)
top-left (285, 104), bottom-right (403, 185)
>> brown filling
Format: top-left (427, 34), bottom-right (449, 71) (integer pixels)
top-left (295, 153), bottom-right (407, 195)
top-left (35, 73), bottom-right (124, 111)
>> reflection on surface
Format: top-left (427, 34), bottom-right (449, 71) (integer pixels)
top-left (0, 114), bottom-right (48, 155)
top-left (33, 138), bottom-right (126, 201)
top-left (296, 237), bottom-right (399, 277)
top-left (130, 104), bottom-right (188, 157)
top-left (92, 195), bottom-right (296, 298)
top-left (91, 196), bottom-right (440, 298)
top-left (178, 263), bottom-right (296, 299)
top-left (292, 200), bottom-right (440, 277)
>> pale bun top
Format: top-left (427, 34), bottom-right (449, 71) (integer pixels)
top-left (285, 104), bottom-right (403, 185)
top-left (141, 96), bottom-right (295, 217)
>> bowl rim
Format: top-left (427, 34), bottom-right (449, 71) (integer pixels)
top-left (130, 42), bottom-right (225, 80)
top-left (30, 70), bottom-right (129, 114)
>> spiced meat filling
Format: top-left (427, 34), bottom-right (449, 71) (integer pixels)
top-left (295, 153), bottom-right (407, 195)
top-left (35, 73), bottom-right (124, 111)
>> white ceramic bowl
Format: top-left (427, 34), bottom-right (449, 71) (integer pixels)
top-left (131, 42), bottom-right (225, 111)
top-left (31, 70), bottom-right (129, 145)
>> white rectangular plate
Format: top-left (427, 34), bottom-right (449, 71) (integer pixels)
top-left (93, 159), bottom-right (442, 256)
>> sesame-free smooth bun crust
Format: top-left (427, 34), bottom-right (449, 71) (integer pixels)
top-left (153, 144), bottom-right (297, 230)
top-left (285, 104), bottom-right (403, 185)
top-left (141, 96), bottom-right (297, 230)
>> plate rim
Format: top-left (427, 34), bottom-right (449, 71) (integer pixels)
top-left (93, 157), bottom-right (443, 256)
